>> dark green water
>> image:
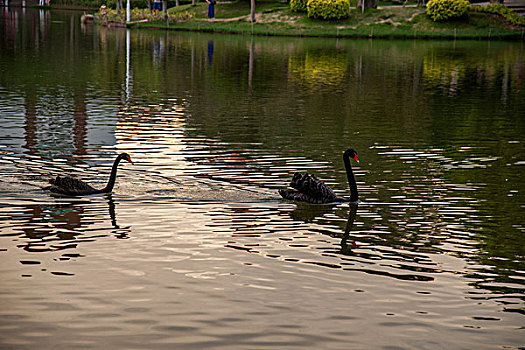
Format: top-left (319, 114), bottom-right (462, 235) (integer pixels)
top-left (0, 8), bottom-right (524, 349)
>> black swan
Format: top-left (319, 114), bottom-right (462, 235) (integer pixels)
top-left (279, 148), bottom-right (359, 204)
top-left (46, 153), bottom-right (133, 196)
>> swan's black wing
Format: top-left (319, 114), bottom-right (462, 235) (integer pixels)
top-left (290, 172), bottom-right (343, 202)
top-left (279, 172), bottom-right (346, 204)
top-left (279, 189), bottom-right (333, 204)
top-left (47, 175), bottom-right (98, 196)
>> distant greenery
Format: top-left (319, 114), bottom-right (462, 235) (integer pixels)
top-left (470, 4), bottom-right (525, 26)
top-left (51, 0), bottom-right (101, 8)
top-left (52, 0), bottom-right (191, 10)
top-left (98, 7), bottom-right (192, 21)
top-left (167, 0), bottom-right (288, 19)
top-left (426, 0), bottom-right (470, 22)
top-left (104, 0), bottom-right (188, 9)
top-left (79, 0), bottom-right (520, 40)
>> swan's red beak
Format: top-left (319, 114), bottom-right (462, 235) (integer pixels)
top-left (353, 154), bottom-right (359, 163)
top-left (127, 156), bottom-right (134, 165)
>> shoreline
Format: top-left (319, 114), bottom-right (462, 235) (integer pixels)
top-left (25, 3), bottom-right (525, 40)
top-left (128, 20), bottom-right (524, 40)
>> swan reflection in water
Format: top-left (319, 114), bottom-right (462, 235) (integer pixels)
top-left (1, 195), bottom-right (129, 255)
top-left (106, 194), bottom-right (130, 238)
top-left (340, 203), bottom-right (358, 255)
top-left (288, 202), bottom-right (359, 255)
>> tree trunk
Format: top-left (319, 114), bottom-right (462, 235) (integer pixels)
top-left (192, 0), bottom-right (196, 5)
top-left (176, 0), bottom-right (179, 6)
top-left (116, 0), bottom-right (122, 14)
top-left (250, 0), bottom-right (255, 22)
top-left (148, 0), bottom-right (152, 12)
top-left (162, 0), bottom-right (167, 19)
top-left (356, 0), bottom-right (377, 10)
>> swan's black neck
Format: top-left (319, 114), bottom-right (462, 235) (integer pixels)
top-left (343, 152), bottom-right (358, 202)
top-left (99, 154), bottom-right (126, 193)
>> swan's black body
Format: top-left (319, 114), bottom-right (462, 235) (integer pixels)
top-left (47, 153), bottom-right (133, 196)
top-left (279, 148), bottom-right (359, 204)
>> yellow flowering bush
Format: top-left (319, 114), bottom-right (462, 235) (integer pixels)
top-left (426, 0), bottom-right (469, 22)
top-left (307, 0), bottom-right (351, 20)
top-left (290, 0), bottom-right (308, 12)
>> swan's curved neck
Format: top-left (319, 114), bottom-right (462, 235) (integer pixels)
top-left (100, 156), bottom-right (124, 193)
top-left (343, 153), bottom-right (358, 202)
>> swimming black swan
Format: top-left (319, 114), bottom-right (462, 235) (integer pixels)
top-left (46, 153), bottom-right (133, 196)
top-left (279, 148), bottom-right (359, 204)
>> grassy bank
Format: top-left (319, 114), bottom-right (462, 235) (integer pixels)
top-left (122, 0), bottom-right (524, 40)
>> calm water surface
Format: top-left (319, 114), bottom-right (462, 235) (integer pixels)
top-left (1, 7), bottom-right (524, 349)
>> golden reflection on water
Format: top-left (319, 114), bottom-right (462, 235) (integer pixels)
top-left (288, 51), bottom-right (348, 89)
top-left (116, 101), bottom-right (188, 178)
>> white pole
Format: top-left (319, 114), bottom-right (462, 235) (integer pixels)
top-left (126, 0), bottom-right (130, 22)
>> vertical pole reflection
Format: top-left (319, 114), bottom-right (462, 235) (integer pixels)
top-left (191, 43), bottom-right (195, 88)
top-left (24, 91), bottom-right (38, 155)
top-left (357, 55), bottom-right (363, 83)
top-left (248, 38), bottom-right (254, 89)
top-left (39, 9), bottom-right (44, 34)
top-left (125, 29), bottom-right (131, 101)
top-left (501, 62), bottom-right (509, 105)
top-left (207, 39), bottom-right (214, 65)
top-left (73, 93), bottom-right (87, 155)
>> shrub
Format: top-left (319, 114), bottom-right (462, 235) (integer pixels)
top-left (52, 0), bottom-right (100, 8)
top-left (426, 0), bottom-right (470, 22)
top-left (290, 0), bottom-right (308, 12)
top-left (98, 7), bottom-right (192, 22)
top-left (470, 4), bottom-right (525, 26)
top-left (307, 0), bottom-right (351, 20)
top-left (99, 0), bottom-right (190, 10)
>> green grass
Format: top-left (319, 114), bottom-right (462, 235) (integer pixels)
top-left (128, 0), bottom-right (524, 40)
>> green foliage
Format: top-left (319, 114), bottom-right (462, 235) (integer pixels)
top-left (124, 1), bottom-right (522, 39)
top-left (470, 4), bottom-right (525, 26)
top-left (426, 0), bottom-right (469, 22)
top-left (307, 0), bottom-right (351, 20)
top-left (53, 0), bottom-right (191, 9)
top-left (51, 0), bottom-right (100, 8)
top-left (290, 0), bottom-right (308, 13)
top-left (98, 7), bottom-right (192, 22)
top-left (105, 0), bottom-right (183, 10)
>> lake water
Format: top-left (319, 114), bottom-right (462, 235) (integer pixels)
top-left (1, 7), bottom-right (524, 349)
